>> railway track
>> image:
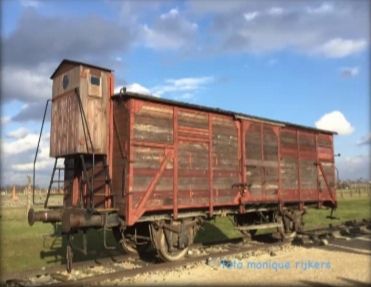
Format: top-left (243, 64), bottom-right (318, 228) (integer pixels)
top-left (2, 236), bottom-right (285, 287)
top-left (3, 219), bottom-right (371, 287)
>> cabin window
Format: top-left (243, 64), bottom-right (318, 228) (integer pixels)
top-left (62, 74), bottom-right (69, 90)
top-left (88, 75), bottom-right (102, 98)
top-left (90, 76), bottom-right (101, 86)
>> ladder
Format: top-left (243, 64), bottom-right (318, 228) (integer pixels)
top-left (44, 155), bottom-right (113, 209)
top-left (44, 157), bottom-right (71, 208)
top-left (33, 89), bottom-right (113, 210)
top-left (80, 155), bottom-right (114, 209)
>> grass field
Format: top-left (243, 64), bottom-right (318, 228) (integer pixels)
top-left (1, 195), bottom-right (370, 275)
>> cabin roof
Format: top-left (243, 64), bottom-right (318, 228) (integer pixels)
top-left (50, 59), bottom-right (112, 79)
top-left (112, 91), bottom-right (337, 135)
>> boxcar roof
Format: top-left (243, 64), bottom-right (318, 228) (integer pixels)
top-left (112, 91), bottom-right (336, 135)
top-left (50, 59), bottom-right (112, 79)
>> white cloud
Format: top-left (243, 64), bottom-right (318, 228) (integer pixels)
top-left (152, 76), bottom-right (214, 97)
top-left (192, 1), bottom-right (368, 58)
top-left (243, 11), bottom-right (259, 22)
top-left (7, 127), bottom-right (29, 139)
top-left (114, 86), bottom-right (124, 94)
top-left (267, 7), bottom-right (284, 16)
top-left (160, 8), bottom-right (179, 19)
top-left (1, 116), bottom-right (11, 125)
top-left (12, 159), bottom-right (52, 172)
top-left (306, 2), bottom-right (333, 14)
top-left (20, 0), bottom-right (40, 8)
top-left (2, 134), bottom-right (38, 155)
top-left (167, 77), bottom-right (214, 88)
top-left (2, 65), bottom-right (52, 102)
top-left (315, 111), bottom-right (354, 135)
top-left (1, 128), bottom-right (54, 186)
top-left (127, 83), bottom-right (151, 95)
top-left (316, 38), bottom-right (367, 58)
top-left (141, 8), bottom-right (198, 50)
top-left (340, 67), bottom-right (359, 78)
top-left (11, 133), bottom-right (53, 172)
top-left (357, 134), bottom-right (371, 145)
top-left (142, 25), bottom-right (179, 49)
top-left (114, 83), bottom-right (152, 95)
top-left (115, 77), bottom-right (213, 99)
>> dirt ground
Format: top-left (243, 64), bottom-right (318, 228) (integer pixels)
top-left (102, 236), bottom-right (371, 286)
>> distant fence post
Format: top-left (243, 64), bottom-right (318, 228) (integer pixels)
top-left (12, 185), bottom-right (19, 202)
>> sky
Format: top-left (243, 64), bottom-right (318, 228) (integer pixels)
top-left (0, 0), bottom-right (370, 187)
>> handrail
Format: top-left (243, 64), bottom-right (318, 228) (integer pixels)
top-left (33, 99), bottom-right (51, 205)
top-left (44, 157), bottom-right (58, 208)
top-left (75, 88), bottom-right (95, 210)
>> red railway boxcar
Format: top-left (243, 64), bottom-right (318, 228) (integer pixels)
top-left (29, 60), bottom-right (337, 270)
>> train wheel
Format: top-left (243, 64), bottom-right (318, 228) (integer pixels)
top-left (157, 228), bottom-right (189, 261)
top-left (120, 238), bottom-right (138, 254)
top-left (277, 211), bottom-right (302, 242)
top-left (150, 220), bottom-right (198, 262)
top-left (112, 227), bottom-right (138, 254)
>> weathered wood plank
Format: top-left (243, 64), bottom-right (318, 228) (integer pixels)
top-left (50, 64), bottom-right (110, 156)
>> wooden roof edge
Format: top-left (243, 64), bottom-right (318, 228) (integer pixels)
top-left (50, 59), bottom-right (112, 79)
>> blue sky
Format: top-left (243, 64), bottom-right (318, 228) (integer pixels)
top-left (1, 0), bottom-right (370, 186)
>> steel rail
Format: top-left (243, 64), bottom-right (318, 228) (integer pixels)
top-left (51, 241), bottom-right (284, 287)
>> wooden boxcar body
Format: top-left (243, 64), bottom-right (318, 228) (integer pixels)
top-left (111, 94), bottom-right (336, 226)
top-left (29, 60), bottom-right (337, 269)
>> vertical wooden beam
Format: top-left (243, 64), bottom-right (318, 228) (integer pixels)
top-left (241, 121), bottom-right (247, 186)
top-left (276, 127), bottom-right (282, 204)
top-left (260, 123), bottom-right (265, 201)
top-left (72, 175), bottom-right (79, 207)
top-left (315, 133), bottom-right (321, 206)
top-left (234, 121), bottom-right (251, 204)
top-left (296, 130), bottom-right (301, 204)
top-left (173, 107), bottom-right (178, 220)
top-left (208, 114), bottom-right (213, 217)
top-left (236, 120), bottom-right (242, 183)
top-left (106, 73), bottom-right (114, 208)
top-left (330, 135), bottom-right (336, 200)
top-left (127, 100), bottom-right (135, 224)
top-left (239, 120), bottom-right (247, 209)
